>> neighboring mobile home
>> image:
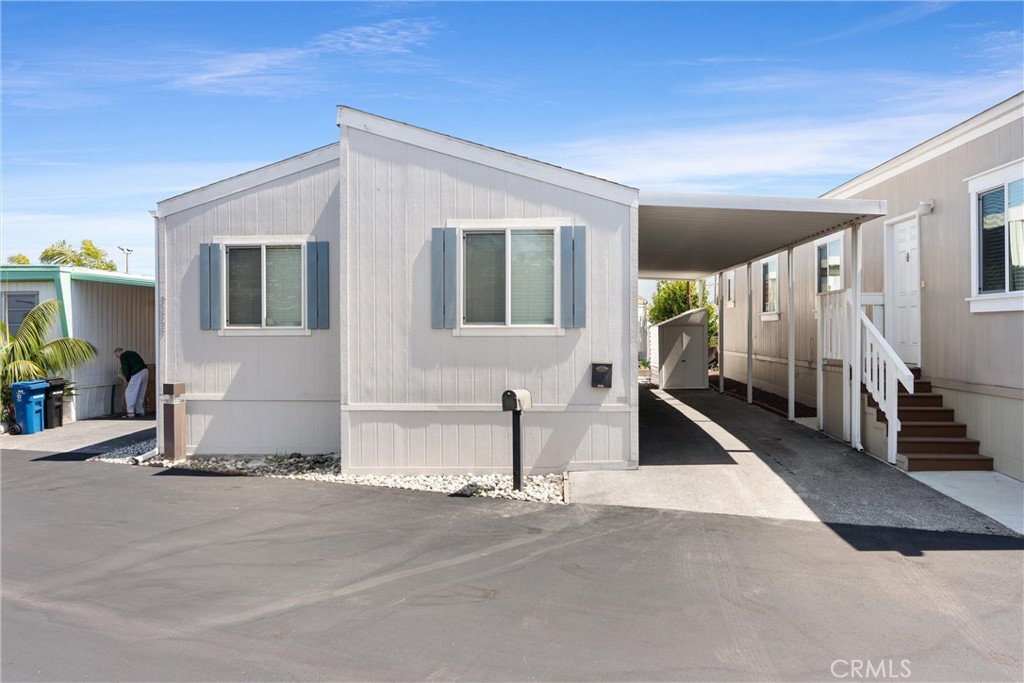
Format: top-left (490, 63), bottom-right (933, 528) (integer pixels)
top-left (0, 265), bottom-right (155, 421)
top-left (719, 93), bottom-right (1023, 481)
top-left (157, 107), bottom-right (881, 473)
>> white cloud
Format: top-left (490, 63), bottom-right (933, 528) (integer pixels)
top-left (809, 2), bottom-right (954, 43)
top-left (530, 67), bottom-right (1022, 196)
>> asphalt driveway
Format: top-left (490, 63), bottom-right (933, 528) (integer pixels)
top-left (3, 428), bottom-right (1023, 682)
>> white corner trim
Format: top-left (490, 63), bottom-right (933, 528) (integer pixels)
top-left (966, 292), bottom-right (1024, 313)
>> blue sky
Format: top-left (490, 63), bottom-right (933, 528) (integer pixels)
top-left (3, 1), bottom-right (1022, 281)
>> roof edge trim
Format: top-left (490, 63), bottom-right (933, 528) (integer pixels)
top-left (338, 106), bottom-right (638, 206)
top-left (156, 143), bottom-right (338, 217)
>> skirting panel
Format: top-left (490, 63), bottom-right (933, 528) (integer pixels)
top-left (342, 408), bottom-right (632, 473)
top-left (185, 400), bottom-right (341, 456)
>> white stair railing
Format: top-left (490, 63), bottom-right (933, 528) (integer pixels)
top-left (860, 311), bottom-right (915, 464)
top-left (817, 289), bottom-right (850, 433)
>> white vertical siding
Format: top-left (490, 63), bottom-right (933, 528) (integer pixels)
top-left (161, 156), bottom-right (342, 455)
top-left (344, 128), bottom-right (636, 472)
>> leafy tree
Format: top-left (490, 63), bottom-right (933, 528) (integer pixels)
top-left (1, 299), bottom-right (97, 423)
top-left (7, 254), bottom-right (30, 265)
top-left (39, 239), bottom-right (117, 271)
top-left (648, 279), bottom-right (719, 347)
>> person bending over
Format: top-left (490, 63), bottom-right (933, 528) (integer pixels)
top-left (114, 347), bottom-right (148, 418)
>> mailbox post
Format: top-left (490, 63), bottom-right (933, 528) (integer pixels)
top-left (162, 382), bottom-right (186, 462)
top-left (501, 389), bottom-right (532, 491)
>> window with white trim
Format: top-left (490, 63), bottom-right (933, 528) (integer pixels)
top-left (761, 256), bottom-right (779, 314)
top-left (463, 229), bottom-right (555, 326)
top-left (816, 238), bottom-right (842, 293)
top-left (2, 291), bottom-right (38, 336)
top-left (226, 244), bottom-right (303, 328)
top-left (978, 180), bottom-right (1023, 294)
top-left (967, 160), bottom-right (1024, 313)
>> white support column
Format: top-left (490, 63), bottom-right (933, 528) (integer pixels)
top-left (816, 302), bottom-right (824, 431)
top-left (718, 271), bottom-right (725, 394)
top-left (851, 222), bottom-right (863, 450)
top-left (787, 247), bottom-right (796, 421)
top-left (746, 261), bottom-right (753, 404)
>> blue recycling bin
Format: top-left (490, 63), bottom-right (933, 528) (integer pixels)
top-left (11, 379), bottom-right (49, 435)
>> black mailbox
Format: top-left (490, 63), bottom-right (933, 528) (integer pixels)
top-left (501, 389), bottom-right (533, 412)
top-left (591, 363), bottom-right (613, 388)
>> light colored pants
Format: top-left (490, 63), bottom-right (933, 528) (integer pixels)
top-left (125, 368), bottom-right (149, 416)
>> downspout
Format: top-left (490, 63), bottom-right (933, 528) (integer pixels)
top-left (151, 209), bottom-right (164, 456)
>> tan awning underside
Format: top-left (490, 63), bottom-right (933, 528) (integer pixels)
top-left (638, 193), bottom-right (887, 280)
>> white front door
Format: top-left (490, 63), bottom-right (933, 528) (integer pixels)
top-left (891, 216), bottom-right (921, 365)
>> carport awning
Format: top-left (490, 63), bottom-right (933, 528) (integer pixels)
top-left (638, 193), bottom-right (886, 280)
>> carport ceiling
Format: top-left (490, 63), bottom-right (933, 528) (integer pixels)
top-left (638, 193), bottom-right (886, 280)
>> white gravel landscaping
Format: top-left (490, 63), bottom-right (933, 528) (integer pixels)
top-left (89, 439), bottom-right (566, 504)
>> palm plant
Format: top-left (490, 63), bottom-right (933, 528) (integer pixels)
top-left (1, 298), bottom-right (97, 423)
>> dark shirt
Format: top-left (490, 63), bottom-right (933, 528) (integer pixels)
top-left (119, 350), bottom-right (146, 380)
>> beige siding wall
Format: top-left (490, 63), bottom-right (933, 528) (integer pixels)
top-left (723, 113), bottom-right (1022, 479)
top-left (69, 281), bottom-right (155, 420)
top-left (160, 158), bottom-right (342, 455)
top-left (343, 128), bottom-right (636, 472)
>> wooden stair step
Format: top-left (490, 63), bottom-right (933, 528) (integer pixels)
top-left (897, 453), bottom-right (993, 472)
top-left (897, 421), bottom-right (968, 438)
top-left (898, 379), bottom-right (932, 394)
top-left (908, 366), bottom-right (922, 380)
top-left (897, 393), bottom-right (945, 407)
top-left (878, 406), bottom-right (956, 423)
top-left (898, 436), bottom-right (980, 454)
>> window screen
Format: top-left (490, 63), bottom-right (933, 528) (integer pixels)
top-left (464, 232), bottom-right (506, 324)
top-left (510, 230), bottom-right (554, 325)
top-left (227, 247), bottom-right (262, 325)
top-left (3, 291), bottom-right (38, 336)
top-left (265, 245), bottom-right (302, 327)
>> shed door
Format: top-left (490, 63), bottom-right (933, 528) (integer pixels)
top-left (891, 216), bottom-right (921, 365)
top-left (662, 325), bottom-right (707, 389)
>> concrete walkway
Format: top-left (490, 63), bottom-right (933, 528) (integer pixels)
top-left (570, 387), bottom-right (1021, 535)
top-left (0, 414), bottom-right (155, 458)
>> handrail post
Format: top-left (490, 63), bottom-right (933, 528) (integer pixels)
top-left (886, 368), bottom-right (899, 464)
top-left (851, 222), bottom-right (863, 451)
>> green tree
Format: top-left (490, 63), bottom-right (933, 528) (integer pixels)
top-left (7, 253), bottom-right (30, 265)
top-left (1, 299), bottom-right (97, 424)
top-left (39, 239), bottom-right (117, 271)
top-left (648, 279), bottom-right (719, 347)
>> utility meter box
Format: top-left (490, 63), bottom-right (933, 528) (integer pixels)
top-left (501, 389), bottom-right (533, 412)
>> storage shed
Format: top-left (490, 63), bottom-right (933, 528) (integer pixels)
top-left (0, 265), bottom-right (155, 421)
top-left (649, 308), bottom-right (709, 390)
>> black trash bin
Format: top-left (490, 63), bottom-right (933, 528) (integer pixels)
top-left (43, 378), bottom-right (66, 429)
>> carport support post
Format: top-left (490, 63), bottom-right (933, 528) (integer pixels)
top-left (850, 222), bottom-right (863, 451)
top-left (717, 271), bottom-right (724, 394)
top-left (746, 262), bottom-right (753, 404)
top-left (787, 248), bottom-right (796, 421)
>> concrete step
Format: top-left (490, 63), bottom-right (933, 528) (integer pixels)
top-left (898, 436), bottom-right (981, 454)
top-left (897, 453), bottom-right (994, 472)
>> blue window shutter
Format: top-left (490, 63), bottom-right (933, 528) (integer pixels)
top-left (306, 242), bottom-right (319, 328)
top-left (209, 243), bottom-right (223, 330)
top-left (431, 228), bottom-right (445, 328)
top-left (305, 241), bottom-right (330, 329)
top-left (199, 243), bottom-right (223, 330)
top-left (572, 226), bottom-right (586, 328)
top-left (316, 241), bottom-right (329, 329)
top-left (200, 243), bottom-right (211, 330)
top-left (560, 226), bottom-right (575, 328)
top-left (443, 227), bottom-right (458, 328)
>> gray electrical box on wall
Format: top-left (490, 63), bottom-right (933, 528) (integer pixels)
top-left (591, 363), bottom-right (613, 388)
